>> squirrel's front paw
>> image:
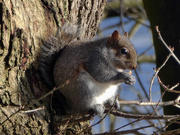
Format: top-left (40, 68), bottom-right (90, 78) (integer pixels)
top-left (123, 72), bottom-right (136, 85)
top-left (91, 104), bottom-right (105, 117)
top-left (108, 98), bottom-right (120, 110)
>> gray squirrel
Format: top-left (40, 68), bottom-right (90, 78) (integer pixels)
top-left (39, 23), bottom-right (137, 117)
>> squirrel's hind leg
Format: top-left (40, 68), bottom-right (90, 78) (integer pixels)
top-left (90, 104), bottom-right (105, 117)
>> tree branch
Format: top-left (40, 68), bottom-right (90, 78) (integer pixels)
top-left (149, 53), bottom-right (172, 102)
top-left (156, 26), bottom-right (180, 65)
top-left (118, 99), bottom-right (180, 107)
top-left (108, 109), bottom-right (179, 120)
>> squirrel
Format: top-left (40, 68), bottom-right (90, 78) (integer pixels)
top-left (39, 23), bottom-right (137, 117)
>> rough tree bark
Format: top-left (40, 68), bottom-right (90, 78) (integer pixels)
top-left (143, 0), bottom-right (180, 131)
top-left (0, 0), bottom-right (107, 134)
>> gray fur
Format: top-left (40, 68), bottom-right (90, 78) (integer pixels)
top-left (39, 23), bottom-right (82, 88)
top-left (54, 37), bottom-right (137, 116)
top-left (39, 24), bottom-right (137, 117)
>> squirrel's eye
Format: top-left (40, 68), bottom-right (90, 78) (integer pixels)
top-left (121, 48), bottom-right (128, 55)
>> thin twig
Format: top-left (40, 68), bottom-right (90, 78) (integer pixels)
top-left (109, 110), bottom-right (179, 120)
top-left (150, 85), bottom-right (167, 116)
top-left (134, 69), bottom-right (149, 100)
top-left (175, 96), bottom-right (180, 108)
top-left (118, 99), bottom-right (179, 107)
top-left (149, 53), bottom-right (172, 102)
top-left (0, 105), bottom-right (14, 126)
top-left (24, 81), bottom-right (69, 111)
top-left (0, 109), bottom-right (21, 126)
top-left (57, 116), bottom-right (72, 133)
top-left (113, 117), bottom-right (144, 132)
top-left (133, 71), bottom-right (158, 121)
top-left (138, 45), bottom-right (153, 59)
top-left (97, 122), bottom-right (161, 135)
top-left (120, 0), bottom-right (125, 33)
top-left (156, 26), bottom-right (180, 65)
top-left (20, 106), bottom-right (45, 113)
top-left (0, 81), bottom-right (69, 125)
top-left (158, 77), bottom-right (180, 93)
top-left (55, 115), bottom-right (93, 126)
top-left (125, 16), bottom-right (150, 28)
top-left (155, 116), bottom-right (180, 134)
top-left (106, 4), bottom-right (150, 28)
top-left (159, 128), bottom-right (180, 135)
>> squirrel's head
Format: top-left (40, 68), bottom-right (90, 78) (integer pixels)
top-left (108, 30), bottom-right (137, 71)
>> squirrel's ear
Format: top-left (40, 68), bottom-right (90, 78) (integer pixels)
top-left (108, 30), bottom-right (120, 46)
top-left (123, 32), bottom-right (128, 38)
top-left (111, 30), bottom-right (120, 40)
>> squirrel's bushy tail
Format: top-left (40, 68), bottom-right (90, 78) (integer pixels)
top-left (39, 23), bottom-right (81, 88)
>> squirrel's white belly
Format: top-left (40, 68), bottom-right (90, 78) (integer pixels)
top-left (87, 81), bottom-right (119, 106)
top-left (95, 85), bottom-right (118, 104)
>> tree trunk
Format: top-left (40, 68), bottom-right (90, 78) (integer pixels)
top-left (0, 0), bottom-right (107, 134)
top-left (143, 0), bottom-right (180, 131)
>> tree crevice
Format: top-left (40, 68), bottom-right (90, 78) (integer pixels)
top-left (4, 34), bottom-right (13, 69)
